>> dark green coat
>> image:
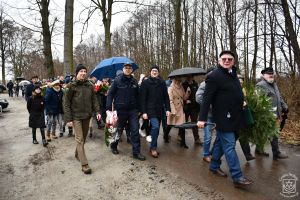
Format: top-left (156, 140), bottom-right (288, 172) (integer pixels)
top-left (63, 79), bottom-right (100, 122)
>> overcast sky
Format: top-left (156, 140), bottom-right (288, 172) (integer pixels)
top-left (2, 0), bottom-right (135, 59)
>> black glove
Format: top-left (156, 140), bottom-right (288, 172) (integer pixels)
top-left (282, 108), bottom-right (289, 114)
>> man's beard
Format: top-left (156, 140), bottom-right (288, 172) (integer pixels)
top-left (266, 78), bottom-right (274, 84)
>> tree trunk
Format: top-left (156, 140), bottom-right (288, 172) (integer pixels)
top-left (39, 0), bottom-right (54, 78)
top-left (281, 0), bottom-right (300, 72)
top-left (251, 0), bottom-right (258, 82)
top-left (64, 0), bottom-right (74, 75)
top-left (182, 0), bottom-right (188, 67)
top-left (172, 0), bottom-right (182, 69)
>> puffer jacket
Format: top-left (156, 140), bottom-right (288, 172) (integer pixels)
top-left (63, 79), bottom-right (100, 122)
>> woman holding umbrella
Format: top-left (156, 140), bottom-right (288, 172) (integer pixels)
top-left (164, 76), bottom-right (191, 148)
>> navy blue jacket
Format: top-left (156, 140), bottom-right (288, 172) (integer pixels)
top-left (45, 87), bottom-right (64, 115)
top-left (199, 65), bottom-right (244, 132)
top-left (106, 74), bottom-right (139, 111)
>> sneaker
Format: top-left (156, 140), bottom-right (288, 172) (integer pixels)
top-left (59, 133), bottom-right (64, 137)
top-left (139, 129), bottom-right (146, 137)
top-left (273, 153), bottom-right (288, 160)
top-left (146, 135), bottom-right (152, 143)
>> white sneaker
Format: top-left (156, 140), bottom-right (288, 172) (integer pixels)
top-left (146, 135), bottom-right (152, 143)
top-left (139, 129), bottom-right (146, 137)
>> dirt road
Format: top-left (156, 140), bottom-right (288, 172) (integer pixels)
top-left (0, 94), bottom-right (299, 200)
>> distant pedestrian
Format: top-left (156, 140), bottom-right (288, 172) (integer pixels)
top-left (25, 76), bottom-right (39, 101)
top-left (7, 80), bottom-right (14, 97)
top-left (27, 85), bottom-right (48, 147)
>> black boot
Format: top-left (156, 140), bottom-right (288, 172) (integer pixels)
top-left (32, 128), bottom-right (38, 144)
top-left (42, 139), bottom-right (48, 147)
top-left (179, 129), bottom-right (188, 149)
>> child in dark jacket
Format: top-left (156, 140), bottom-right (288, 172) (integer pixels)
top-left (27, 85), bottom-right (48, 147)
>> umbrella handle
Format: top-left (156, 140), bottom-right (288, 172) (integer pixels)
top-left (204, 122), bottom-right (216, 130)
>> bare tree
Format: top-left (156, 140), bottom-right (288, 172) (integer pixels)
top-left (64, 0), bottom-right (74, 75)
top-left (36, 0), bottom-right (55, 78)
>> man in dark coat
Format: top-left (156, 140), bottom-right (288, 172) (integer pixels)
top-left (256, 67), bottom-right (288, 160)
top-left (197, 50), bottom-right (252, 188)
top-left (140, 65), bottom-right (171, 158)
top-left (7, 80), bottom-right (14, 97)
top-left (106, 62), bottom-right (146, 161)
top-left (182, 76), bottom-right (202, 144)
top-left (25, 75), bottom-right (39, 101)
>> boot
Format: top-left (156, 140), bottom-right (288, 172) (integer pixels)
top-left (42, 139), bottom-right (48, 147)
top-left (68, 127), bottom-right (73, 137)
top-left (33, 139), bottom-right (39, 144)
top-left (51, 132), bottom-right (58, 139)
top-left (46, 133), bottom-right (51, 142)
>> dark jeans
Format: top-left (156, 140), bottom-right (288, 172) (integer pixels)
top-left (111, 109), bottom-right (140, 155)
top-left (8, 89), bottom-right (13, 97)
top-left (149, 118), bottom-right (161, 150)
top-left (270, 136), bottom-right (281, 156)
top-left (165, 125), bottom-right (186, 145)
top-left (184, 108), bottom-right (200, 140)
top-left (32, 128), bottom-right (45, 141)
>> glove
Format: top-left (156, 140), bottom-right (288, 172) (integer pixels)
top-left (282, 108), bottom-right (289, 114)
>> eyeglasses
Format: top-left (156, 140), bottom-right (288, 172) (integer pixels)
top-left (221, 57), bottom-right (234, 62)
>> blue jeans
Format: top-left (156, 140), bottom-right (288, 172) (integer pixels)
top-left (149, 118), bottom-right (160, 150)
top-left (203, 117), bottom-right (213, 157)
top-left (210, 131), bottom-right (243, 182)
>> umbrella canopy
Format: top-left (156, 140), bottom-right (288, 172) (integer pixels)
top-left (168, 67), bottom-right (206, 78)
top-left (90, 57), bottom-right (138, 80)
top-left (19, 80), bottom-right (30, 86)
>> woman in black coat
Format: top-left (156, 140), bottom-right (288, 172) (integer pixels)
top-left (27, 85), bottom-right (48, 147)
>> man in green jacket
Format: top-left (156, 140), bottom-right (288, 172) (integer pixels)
top-left (64, 64), bottom-right (101, 174)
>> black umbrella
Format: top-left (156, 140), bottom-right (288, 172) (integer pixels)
top-left (0, 84), bottom-right (6, 90)
top-left (16, 77), bottom-right (25, 81)
top-left (168, 67), bottom-right (206, 78)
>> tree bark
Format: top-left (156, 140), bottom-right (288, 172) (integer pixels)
top-left (64, 0), bottom-right (74, 75)
top-left (39, 0), bottom-right (54, 78)
top-left (281, 0), bottom-right (300, 72)
top-left (171, 0), bottom-right (182, 69)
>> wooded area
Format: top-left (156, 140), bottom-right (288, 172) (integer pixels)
top-left (1, 0), bottom-right (299, 80)
top-left (0, 0), bottom-right (299, 141)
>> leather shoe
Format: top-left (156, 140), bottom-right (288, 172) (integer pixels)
top-left (234, 177), bottom-right (253, 188)
top-left (273, 153), bottom-right (288, 160)
top-left (82, 165), bottom-right (92, 174)
top-left (133, 153), bottom-right (146, 161)
top-left (111, 148), bottom-right (119, 155)
top-left (203, 156), bottom-right (211, 163)
top-left (209, 168), bottom-right (227, 177)
top-left (149, 149), bottom-right (159, 158)
top-left (245, 155), bottom-right (255, 161)
top-left (33, 140), bottom-right (39, 144)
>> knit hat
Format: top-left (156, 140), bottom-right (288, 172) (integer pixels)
top-left (75, 64), bottom-right (87, 76)
top-left (150, 64), bottom-right (159, 72)
top-left (219, 50), bottom-right (235, 58)
top-left (261, 67), bottom-right (274, 74)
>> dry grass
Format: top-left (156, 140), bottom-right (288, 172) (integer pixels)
top-left (277, 76), bottom-right (300, 145)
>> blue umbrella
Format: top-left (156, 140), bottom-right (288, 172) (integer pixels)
top-left (90, 57), bottom-right (138, 80)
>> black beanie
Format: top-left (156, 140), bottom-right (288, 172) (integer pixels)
top-left (219, 50), bottom-right (235, 58)
top-left (75, 64), bottom-right (87, 76)
top-left (150, 64), bottom-right (159, 72)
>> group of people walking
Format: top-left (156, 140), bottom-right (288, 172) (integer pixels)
top-left (24, 50), bottom-right (288, 188)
